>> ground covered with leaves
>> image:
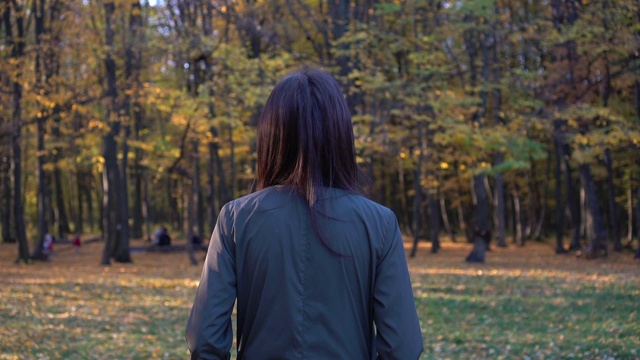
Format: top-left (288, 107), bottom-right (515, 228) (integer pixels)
top-left (1, 238), bottom-right (638, 359)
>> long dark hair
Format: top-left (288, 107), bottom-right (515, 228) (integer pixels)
top-left (256, 68), bottom-right (361, 254)
top-left (256, 67), bottom-right (360, 201)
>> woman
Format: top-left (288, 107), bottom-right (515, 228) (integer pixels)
top-left (186, 68), bottom-right (423, 359)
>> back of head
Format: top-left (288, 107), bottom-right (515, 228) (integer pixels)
top-left (256, 68), bottom-right (359, 205)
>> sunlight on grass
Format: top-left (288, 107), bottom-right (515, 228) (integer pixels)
top-left (1, 239), bottom-right (638, 359)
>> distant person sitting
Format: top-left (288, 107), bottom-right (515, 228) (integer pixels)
top-left (190, 232), bottom-right (207, 252)
top-left (43, 233), bottom-right (54, 258)
top-left (157, 227), bottom-right (172, 247)
top-left (152, 226), bottom-right (163, 245)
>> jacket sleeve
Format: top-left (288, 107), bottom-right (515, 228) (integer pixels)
top-left (185, 203), bottom-right (237, 360)
top-left (373, 211), bottom-right (424, 360)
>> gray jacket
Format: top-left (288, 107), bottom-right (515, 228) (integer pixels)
top-left (186, 186), bottom-right (423, 359)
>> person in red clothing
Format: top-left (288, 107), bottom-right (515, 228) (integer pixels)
top-left (72, 234), bottom-right (82, 253)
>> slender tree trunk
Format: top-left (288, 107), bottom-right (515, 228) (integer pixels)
top-left (604, 149), bottom-right (621, 251)
top-left (6, 0), bottom-right (29, 262)
top-left (228, 123), bottom-right (236, 199)
top-left (494, 152), bottom-right (506, 247)
top-left (440, 194), bottom-right (456, 242)
top-left (12, 82), bottom-right (29, 262)
top-left (1, 152), bottom-right (13, 243)
top-left (635, 178), bottom-right (640, 259)
top-left (564, 149), bottom-right (581, 250)
top-left (398, 153), bottom-right (411, 234)
top-left (428, 192), bottom-right (440, 253)
top-left (410, 142), bottom-right (423, 258)
top-left (101, 162), bottom-right (115, 265)
top-left (466, 174), bottom-right (490, 263)
top-left (512, 184), bottom-right (524, 247)
top-left (76, 171), bottom-right (84, 234)
top-left (112, 126), bottom-right (132, 263)
top-left (534, 154), bottom-right (551, 240)
top-left (579, 163), bottom-right (608, 258)
top-left (454, 161), bottom-right (467, 240)
top-left (208, 134), bottom-right (217, 235)
top-left (33, 114), bottom-right (49, 260)
top-left (85, 174), bottom-right (94, 231)
top-left (143, 175), bottom-right (151, 241)
top-left (192, 140), bottom-right (203, 238)
top-left (168, 179), bottom-right (179, 229)
top-left (31, 0), bottom-right (49, 260)
top-left (553, 130), bottom-right (567, 253)
top-left (132, 154), bottom-right (143, 239)
top-left (101, 0), bottom-right (119, 265)
top-left (130, 1), bottom-right (144, 240)
top-left (187, 141), bottom-right (199, 265)
top-left (52, 107), bottom-right (70, 237)
top-left (96, 175), bottom-right (103, 235)
top-left (53, 164), bottom-right (70, 237)
top-left (411, 121), bottom-right (426, 257)
top-left (526, 159), bottom-right (538, 239)
top-left (627, 172), bottom-right (633, 245)
top-left (210, 126), bottom-right (229, 206)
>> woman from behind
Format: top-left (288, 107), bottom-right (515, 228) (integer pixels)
top-left (186, 68), bottom-right (423, 359)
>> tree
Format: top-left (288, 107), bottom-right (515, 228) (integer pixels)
top-left (4, 0), bottom-right (30, 262)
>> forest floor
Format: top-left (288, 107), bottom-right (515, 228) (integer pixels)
top-left (0, 236), bottom-right (638, 359)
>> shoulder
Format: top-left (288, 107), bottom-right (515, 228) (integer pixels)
top-left (219, 187), bottom-right (296, 219)
top-left (336, 190), bottom-right (396, 222)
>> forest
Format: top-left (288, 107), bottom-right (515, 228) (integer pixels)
top-left (1, 0), bottom-right (640, 264)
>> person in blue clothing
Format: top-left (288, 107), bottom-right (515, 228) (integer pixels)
top-left (186, 68), bottom-right (423, 359)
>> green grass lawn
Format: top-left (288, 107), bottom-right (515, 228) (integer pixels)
top-left (1, 239), bottom-right (638, 359)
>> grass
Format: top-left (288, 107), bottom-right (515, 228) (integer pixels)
top-left (0, 237), bottom-right (638, 359)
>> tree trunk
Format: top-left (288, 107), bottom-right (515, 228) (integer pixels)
top-left (75, 171), bottom-right (84, 234)
top-left (635, 178), bottom-right (640, 259)
top-left (494, 152), bottom-right (507, 247)
top-left (52, 107), bottom-right (70, 237)
top-left (101, 161), bottom-right (115, 265)
top-left (627, 172), bottom-right (633, 245)
top-left (193, 140), bottom-right (203, 238)
top-left (210, 126), bottom-right (230, 207)
top-left (168, 179), bottom-right (180, 229)
top-left (512, 184), bottom-right (524, 247)
top-left (1, 152), bottom-right (13, 243)
top-left (208, 133), bottom-right (217, 235)
top-left (85, 173), bottom-right (94, 231)
top-left (466, 174), bottom-right (491, 263)
top-left (112, 124), bottom-right (132, 263)
top-left (410, 147), bottom-right (422, 258)
top-left (428, 193), bottom-right (440, 253)
top-left (33, 114), bottom-right (49, 260)
top-left (579, 163), bottom-right (608, 258)
top-left (130, 1), bottom-right (144, 240)
top-left (564, 147), bottom-right (581, 250)
top-left (398, 153), bottom-right (411, 234)
top-left (30, 0), bottom-right (50, 261)
top-left (132, 151), bottom-right (143, 239)
top-left (440, 194), bottom-right (456, 242)
top-left (52, 163), bottom-right (70, 237)
top-left (5, 0), bottom-right (29, 262)
top-left (454, 161), bottom-right (467, 240)
top-left (553, 129), bottom-right (567, 253)
top-left (526, 159), bottom-right (538, 240)
top-left (604, 149), bottom-right (621, 251)
top-left (101, 0), bottom-right (119, 265)
top-left (143, 175), bottom-right (151, 241)
top-left (534, 154), bottom-right (551, 240)
top-left (228, 123), bottom-right (236, 199)
top-left (187, 141), bottom-right (199, 265)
